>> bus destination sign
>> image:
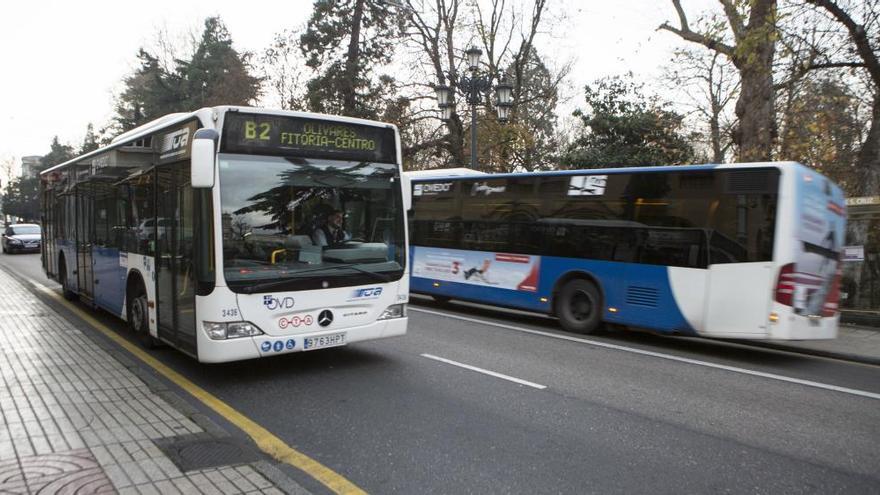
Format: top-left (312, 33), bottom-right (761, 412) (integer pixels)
top-left (222, 112), bottom-right (396, 163)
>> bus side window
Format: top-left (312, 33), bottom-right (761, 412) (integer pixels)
top-left (94, 186), bottom-right (110, 247)
top-left (129, 174), bottom-right (156, 256)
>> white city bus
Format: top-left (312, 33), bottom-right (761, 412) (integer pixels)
top-left (407, 162), bottom-right (846, 340)
top-left (41, 107), bottom-right (409, 363)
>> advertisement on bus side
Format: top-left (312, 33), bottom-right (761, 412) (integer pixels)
top-left (412, 247), bottom-right (540, 292)
top-left (793, 170), bottom-right (846, 316)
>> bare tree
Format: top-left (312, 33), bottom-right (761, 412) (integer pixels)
top-left (0, 155), bottom-right (16, 193)
top-left (660, 0), bottom-right (779, 162)
top-left (402, 0), bottom-right (468, 166)
top-left (260, 29), bottom-right (308, 110)
top-left (665, 48), bottom-right (739, 163)
top-left (401, 0), bottom-right (563, 170)
top-left (804, 0), bottom-right (880, 196)
top-left (472, 0), bottom-right (569, 171)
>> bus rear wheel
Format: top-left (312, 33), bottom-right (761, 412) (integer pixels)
top-left (59, 258), bottom-right (77, 301)
top-left (557, 279), bottom-right (602, 334)
top-left (127, 283), bottom-right (158, 349)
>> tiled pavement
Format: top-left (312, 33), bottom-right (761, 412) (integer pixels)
top-left (0, 268), bottom-right (303, 494)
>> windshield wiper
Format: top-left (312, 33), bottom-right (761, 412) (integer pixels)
top-left (238, 263), bottom-right (393, 294)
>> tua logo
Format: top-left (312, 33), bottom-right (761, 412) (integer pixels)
top-left (351, 287), bottom-right (383, 298)
top-left (161, 128), bottom-right (190, 154)
top-left (263, 295), bottom-right (295, 310)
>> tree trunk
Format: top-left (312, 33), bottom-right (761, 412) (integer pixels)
top-left (734, 63), bottom-right (775, 162)
top-left (343, 0), bottom-right (366, 116)
top-left (732, 0), bottom-right (776, 162)
top-left (856, 97), bottom-right (880, 196)
top-left (446, 113), bottom-right (466, 166)
top-left (709, 104), bottom-right (724, 163)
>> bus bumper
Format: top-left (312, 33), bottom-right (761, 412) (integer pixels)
top-left (196, 317), bottom-right (408, 363)
top-left (767, 310), bottom-right (839, 340)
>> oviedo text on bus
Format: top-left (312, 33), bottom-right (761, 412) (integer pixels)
top-left (404, 163), bottom-right (846, 341)
top-left (40, 107), bottom-right (409, 363)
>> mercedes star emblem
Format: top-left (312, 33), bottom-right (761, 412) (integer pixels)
top-left (318, 310), bottom-right (333, 327)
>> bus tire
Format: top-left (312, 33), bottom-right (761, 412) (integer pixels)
top-left (127, 281), bottom-right (158, 349)
top-left (59, 257), bottom-right (77, 301)
top-left (556, 279), bottom-right (602, 334)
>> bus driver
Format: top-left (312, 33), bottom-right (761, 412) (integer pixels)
top-left (313, 208), bottom-right (351, 247)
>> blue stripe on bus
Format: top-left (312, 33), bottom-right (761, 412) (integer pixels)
top-left (411, 250), bottom-right (696, 335)
top-left (92, 246), bottom-right (127, 316)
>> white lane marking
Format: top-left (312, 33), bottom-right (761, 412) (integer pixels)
top-left (421, 353), bottom-right (547, 390)
top-left (411, 307), bottom-right (880, 401)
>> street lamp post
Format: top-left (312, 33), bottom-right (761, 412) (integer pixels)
top-left (434, 47), bottom-right (514, 170)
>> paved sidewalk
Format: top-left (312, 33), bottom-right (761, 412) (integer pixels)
top-left (0, 268), bottom-right (302, 494)
top-left (744, 324), bottom-right (880, 366)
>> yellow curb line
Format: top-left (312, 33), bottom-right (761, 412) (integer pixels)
top-left (32, 281), bottom-right (366, 495)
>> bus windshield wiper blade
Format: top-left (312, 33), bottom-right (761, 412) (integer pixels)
top-left (238, 263), bottom-right (392, 294)
top-left (338, 263), bottom-right (392, 282)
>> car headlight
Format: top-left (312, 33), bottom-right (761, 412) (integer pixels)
top-left (378, 303), bottom-right (407, 320)
top-left (203, 321), bottom-right (263, 340)
top-left (8, 239), bottom-right (22, 245)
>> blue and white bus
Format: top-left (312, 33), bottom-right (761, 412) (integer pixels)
top-left (41, 107), bottom-right (409, 362)
top-left (407, 163), bottom-right (845, 340)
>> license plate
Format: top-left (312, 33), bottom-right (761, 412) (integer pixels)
top-left (304, 332), bottom-right (346, 350)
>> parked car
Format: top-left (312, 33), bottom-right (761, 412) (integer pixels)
top-left (136, 217), bottom-right (176, 241)
top-left (2, 223), bottom-right (42, 254)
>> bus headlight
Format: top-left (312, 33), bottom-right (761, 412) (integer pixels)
top-left (203, 321), bottom-right (264, 340)
top-left (378, 304), bottom-right (407, 320)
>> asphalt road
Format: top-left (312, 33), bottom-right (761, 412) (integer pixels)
top-left (6, 252), bottom-right (880, 494)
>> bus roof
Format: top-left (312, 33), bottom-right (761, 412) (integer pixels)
top-left (404, 167), bottom-right (486, 178)
top-left (41, 106), bottom-right (400, 176)
top-left (407, 161), bottom-right (805, 182)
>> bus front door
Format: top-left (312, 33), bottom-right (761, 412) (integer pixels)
top-left (155, 164), bottom-right (197, 355)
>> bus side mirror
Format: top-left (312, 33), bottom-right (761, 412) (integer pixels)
top-left (192, 128), bottom-right (219, 189)
top-left (401, 175), bottom-right (412, 212)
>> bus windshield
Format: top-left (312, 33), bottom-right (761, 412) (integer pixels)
top-left (219, 154), bottom-right (405, 291)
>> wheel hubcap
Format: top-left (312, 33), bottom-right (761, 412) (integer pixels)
top-left (570, 290), bottom-right (593, 321)
top-left (132, 299), bottom-right (144, 332)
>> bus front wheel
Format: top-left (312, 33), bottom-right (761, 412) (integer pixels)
top-left (557, 279), bottom-right (602, 334)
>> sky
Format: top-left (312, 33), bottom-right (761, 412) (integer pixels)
top-left (0, 0), bottom-right (719, 172)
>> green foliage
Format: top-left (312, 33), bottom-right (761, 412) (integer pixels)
top-left (562, 76), bottom-right (697, 168)
top-left (115, 48), bottom-right (182, 131)
top-left (3, 177), bottom-right (40, 222)
top-left (115, 17), bottom-right (260, 131)
top-left (300, 0), bottom-right (402, 118)
top-left (5, 136), bottom-right (75, 222)
top-left (779, 77), bottom-right (862, 195)
top-left (80, 123), bottom-right (101, 154)
top-left (42, 136), bottom-right (76, 169)
top-left (180, 17), bottom-right (261, 109)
